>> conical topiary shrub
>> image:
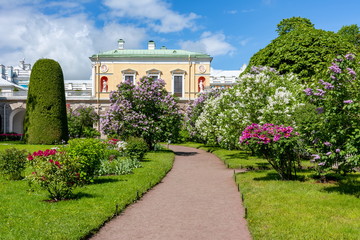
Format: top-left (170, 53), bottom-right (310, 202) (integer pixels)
top-left (24, 59), bottom-right (69, 144)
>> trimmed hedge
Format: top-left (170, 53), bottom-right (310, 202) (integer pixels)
top-left (24, 59), bottom-right (68, 144)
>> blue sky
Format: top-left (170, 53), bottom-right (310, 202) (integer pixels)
top-left (0, 0), bottom-right (359, 79)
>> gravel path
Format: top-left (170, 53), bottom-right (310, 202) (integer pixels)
top-left (91, 145), bottom-right (251, 240)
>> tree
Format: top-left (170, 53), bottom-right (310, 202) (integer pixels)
top-left (67, 105), bottom-right (99, 138)
top-left (338, 24), bottom-right (360, 47)
top-left (24, 59), bottom-right (68, 144)
top-left (247, 27), bottom-right (355, 82)
top-left (276, 17), bottom-right (314, 36)
top-left (101, 77), bottom-right (182, 149)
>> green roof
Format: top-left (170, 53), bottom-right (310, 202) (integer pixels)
top-left (90, 49), bottom-right (212, 59)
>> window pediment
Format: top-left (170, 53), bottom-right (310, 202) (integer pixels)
top-left (171, 69), bottom-right (187, 74)
top-left (121, 68), bottom-right (138, 74)
top-left (146, 68), bottom-right (162, 75)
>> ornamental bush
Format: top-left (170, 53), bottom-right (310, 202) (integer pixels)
top-left (125, 137), bottom-right (149, 161)
top-left (240, 123), bottom-right (301, 180)
top-left (24, 59), bottom-right (68, 144)
top-left (0, 148), bottom-right (28, 180)
top-left (67, 105), bottom-right (100, 138)
top-left (101, 76), bottom-right (183, 149)
top-left (27, 149), bottom-right (82, 200)
top-left (304, 53), bottom-right (360, 175)
top-left (61, 138), bottom-right (106, 183)
top-left (190, 67), bottom-right (303, 149)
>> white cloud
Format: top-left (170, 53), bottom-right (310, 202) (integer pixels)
top-left (103, 0), bottom-right (199, 33)
top-left (0, 3), bottom-right (148, 80)
top-left (179, 32), bottom-right (236, 56)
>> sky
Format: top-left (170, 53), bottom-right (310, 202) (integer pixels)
top-left (1, 0), bottom-right (360, 80)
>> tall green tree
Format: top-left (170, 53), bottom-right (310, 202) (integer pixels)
top-left (338, 24), bottom-right (360, 47)
top-left (276, 16), bottom-right (314, 36)
top-left (24, 59), bottom-right (69, 144)
top-left (247, 24), bottom-right (355, 82)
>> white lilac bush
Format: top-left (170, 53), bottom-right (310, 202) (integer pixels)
top-left (189, 66), bottom-right (303, 149)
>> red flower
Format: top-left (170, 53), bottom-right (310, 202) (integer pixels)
top-left (49, 159), bottom-right (54, 163)
top-left (27, 154), bottom-right (34, 161)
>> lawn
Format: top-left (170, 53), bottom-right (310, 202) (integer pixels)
top-left (0, 144), bottom-right (174, 240)
top-left (0, 141), bottom-right (59, 153)
top-left (236, 170), bottom-right (360, 240)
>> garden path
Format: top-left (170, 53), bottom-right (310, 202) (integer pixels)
top-left (91, 145), bottom-right (251, 240)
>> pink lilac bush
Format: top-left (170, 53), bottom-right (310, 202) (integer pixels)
top-left (240, 123), bottom-right (301, 180)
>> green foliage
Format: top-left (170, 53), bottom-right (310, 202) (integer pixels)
top-left (24, 59), bottom-right (68, 144)
top-left (305, 54), bottom-right (360, 175)
top-left (338, 24), bottom-right (360, 47)
top-left (61, 138), bottom-right (106, 183)
top-left (98, 157), bottom-right (141, 176)
top-left (125, 137), bottom-right (149, 161)
top-left (247, 25), bottom-right (355, 82)
top-left (27, 150), bottom-right (82, 200)
top-left (276, 16), bottom-right (314, 36)
top-left (67, 105), bottom-right (100, 138)
top-left (0, 148), bottom-right (28, 180)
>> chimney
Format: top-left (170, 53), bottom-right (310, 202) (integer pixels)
top-left (148, 40), bottom-right (155, 50)
top-left (118, 39), bottom-right (125, 50)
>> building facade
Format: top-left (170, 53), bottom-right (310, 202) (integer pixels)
top-left (90, 39), bottom-right (213, 101)
top-left (1, 40), bottom-right (247, 135)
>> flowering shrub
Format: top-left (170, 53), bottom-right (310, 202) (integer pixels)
top-left (101, 76), bottom-right (183, 149)
top-left (304, 53), bottom-right (360, 175)
top-left (185, 89), bottom-right (222, 141)
top-left (27, 149), bottom-right (82, 200)
top-left (189, 67), bottom-right (303, 149)
top-left (240, 123), bottom-right (301, 180)
top-left (0, 148), bottom-right (28, 180)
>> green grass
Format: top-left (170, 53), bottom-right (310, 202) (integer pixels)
top-left (236, 170), bottom-right (360, 240)
top-left (0, 150), bottom-right (174, 240)
top-left (0, 142), bottom-right (59, 153)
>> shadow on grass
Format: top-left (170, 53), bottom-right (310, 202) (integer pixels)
top-left (73, 192), bottom-right (97, 200)
top-left (225, 152), bottom-right (250, 160)
top-left (93, 177), bottom-right (122, 184)
top-left (255, 163), bottom-right (271, 170)
top-left (252, 171), bottom-right (306, 181)
top-left (173, 151), bottom-right (198, 156)
top-left (323, 177), bottom-right (360, 198)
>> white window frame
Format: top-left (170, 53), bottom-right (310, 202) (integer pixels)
top-left (123, 74), bottom-right (136, 84)
top-left (147, 74), bottom-right (160, 80)
top-left (172, 74), bottom-right (185, 98)
top-left (146, 69), bottom-right (162, 81)
top-left (121, 69), bottom-right (137, 85)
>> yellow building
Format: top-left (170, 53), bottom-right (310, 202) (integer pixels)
top-left (90, 39), bottom-right (212, 101)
